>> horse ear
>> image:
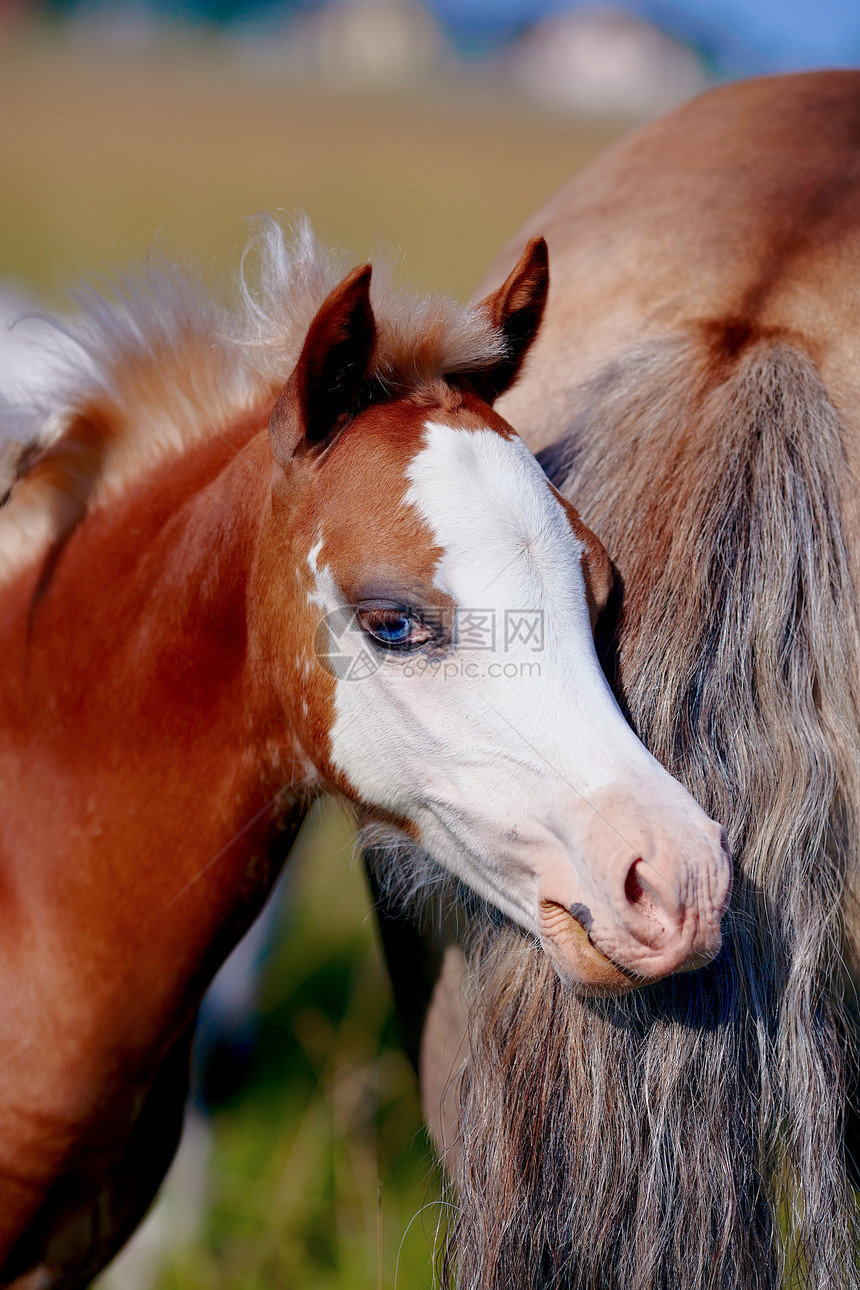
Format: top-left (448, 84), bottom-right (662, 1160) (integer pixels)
top-left (269, 264), bottom-right (376, 464)
top-left (470, 236), bottom-right (549, 403)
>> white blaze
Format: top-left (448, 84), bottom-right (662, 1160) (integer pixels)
top-left (313, 421), bottom-right (708, 936)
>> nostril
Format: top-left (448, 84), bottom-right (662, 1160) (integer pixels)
top-left (623, 859), bottom-right (668, 933)
top-left (623, 858), bottom-right (645, 906)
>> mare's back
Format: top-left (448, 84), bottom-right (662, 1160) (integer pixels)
top-left (485, 71), bottom-right (860, 474)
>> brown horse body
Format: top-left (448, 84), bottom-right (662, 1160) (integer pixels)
top-left (0, 421), bottom-right (303, 1283)
top-left (394, 71), bottom-right (860, 1288)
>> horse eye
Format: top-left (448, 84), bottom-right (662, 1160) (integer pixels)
top-left (357, 606), bottom-right (434, 651)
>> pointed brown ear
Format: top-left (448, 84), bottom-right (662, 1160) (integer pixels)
top-left (269, 264), bottom-right (376, 465)
top-left (471, 236), bottom-right (549, 403)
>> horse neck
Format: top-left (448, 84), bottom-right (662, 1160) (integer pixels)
top-left (0, 420), bottom-right (313, 1049)
top-left (24, 421), bottom-right (302, 755)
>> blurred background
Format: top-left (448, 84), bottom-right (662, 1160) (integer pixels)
top-left (1, 0), bottom-right (857, 1286)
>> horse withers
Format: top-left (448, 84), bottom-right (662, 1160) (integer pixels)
top-left (386, 70), bottom-right (860, 1290)
top-left (0, 222), bottom-right (727, 1287)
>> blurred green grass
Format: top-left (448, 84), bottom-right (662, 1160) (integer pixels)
top-left (0, 42), bottom-right (620, 298)
top-left (0, 41), bottom-right (623, 1286)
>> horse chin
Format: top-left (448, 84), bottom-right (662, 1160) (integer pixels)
top-left (538, 900), bottom-right (641, 996)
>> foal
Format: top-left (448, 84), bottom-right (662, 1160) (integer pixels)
top-left (0, 225), bottom-right (727, 1286)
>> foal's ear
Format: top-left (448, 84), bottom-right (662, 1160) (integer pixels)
top-left (269, 264), bottom-right (376, 464)
top-left (470, 236), bottom-right (549, 403)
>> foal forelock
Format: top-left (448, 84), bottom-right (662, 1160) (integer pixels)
top-left (444, 338), bottom-right (860, 1289)
top-left (0, 220), bottom-right (505, 584)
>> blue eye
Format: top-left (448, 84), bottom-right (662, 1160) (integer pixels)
top-left (358, 606), bottom-right (435, 651)
top-left (374, 612), bottom-right (412, 643)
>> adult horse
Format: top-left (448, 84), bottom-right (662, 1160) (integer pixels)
top-left (377, 70), bottom-right (860, 1290)
top-left (0, 221), bottom-right (728, 1287)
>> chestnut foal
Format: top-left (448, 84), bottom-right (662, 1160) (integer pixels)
top-left (0, 226), bottom-right (728, 1286)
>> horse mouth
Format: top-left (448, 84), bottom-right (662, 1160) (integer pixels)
top-left (538, 899), bottom-right (640, 995)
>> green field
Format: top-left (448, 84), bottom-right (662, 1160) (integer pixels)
top-left (0, 41), bottom-right (622, 1287)
top-left (0, 41), bottom-right (620, 298)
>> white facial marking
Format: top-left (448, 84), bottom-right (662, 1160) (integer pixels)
top-left (309, 420), bottom-right (728, 971)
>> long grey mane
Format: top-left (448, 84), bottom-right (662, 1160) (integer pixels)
top-left (441, 336), bottom-right (860, 1289)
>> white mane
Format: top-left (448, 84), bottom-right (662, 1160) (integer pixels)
top-left (0, 219), bottom-right (504, 580)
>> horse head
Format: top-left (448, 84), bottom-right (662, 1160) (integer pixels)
top-left (258, 240), bottom-right (731, 994)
